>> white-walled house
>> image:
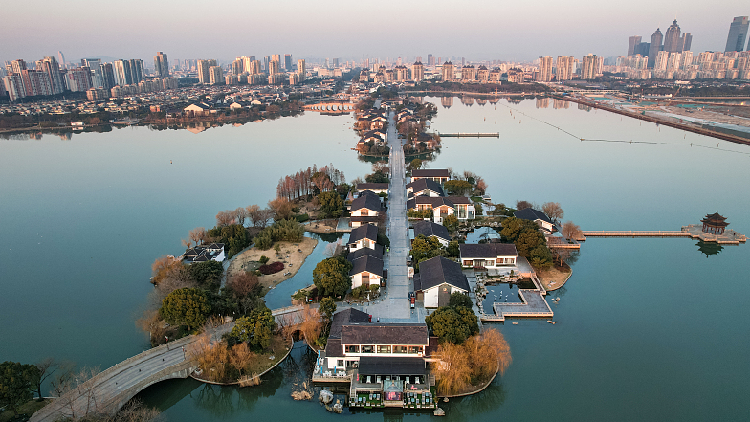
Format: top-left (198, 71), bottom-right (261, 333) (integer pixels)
top-left (407, 196), bottom-right (475, 223)
top-left (347, 224), bottom-right (379, 252)
top-left (459, 243), bottom-right (518, 276)
top-left (406, 178), bottom-right (444, 198)
top-left (412, 256), bottom-right (470, 308)
top-left (410, 169), bottom-right (451, 185)
top-left (350, 190), bottom-right (382, 228)
top-left (348, 248), bottom-right (384, 289)
top-left (514, 208), bottom-right (555, 233)
top-left (184, 243), bottom-right (225, 263)
top-left (411, 220), bottom-right (451, 247)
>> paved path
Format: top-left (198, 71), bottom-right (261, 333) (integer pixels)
top-left (372, 110), bottom-right (411, 321)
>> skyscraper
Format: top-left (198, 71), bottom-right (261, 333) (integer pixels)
top-left (628, 36), bottom-right (642, 56)
top-left (284, 54), bottom-right (292, 71)
top-left (654, 51), bottom-right (670, 72)
top-left (57, 51), bottom-right (66, 69)
top-left (427, 54), bottom-right (434, 66)
top-left (197, 59), bottom-right (216, 84)
top-left (664, 20), bottom-right (682, 53)
top-left (556, 56), bottom-right (574, 80)
top-left (129, 59), bottom-right (144, 84)
top-left (209, 66), bottom-right (223, 85)
top-left (268, 60), bottom-right (280, 76)
top-left (538, 56), bottom-right (553, 81)
top-left (154, 52), bottom-right (169, 78)
top-left (332, 58), bottom-right (340, 68)
top-left (725, 16), bottom-right (749, 52)
top-left (297, 59), bottom-right (306, 81)
top-left (648, 28), bottom-right (663, 68)
top-left (100, 63), bottom-right (115, 90)
top-left (581, 54), bottom-right (597, 80)
top-left (681, 33), bottom-right (692, 52)
top-left (113, 60), bottom-right (132, 86)
top-left (40, 56), bottom-right (64, 94)
top-left (82, 58), bottom-right (102, 88)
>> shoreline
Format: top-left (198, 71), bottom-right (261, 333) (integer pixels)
top-left (227, 237), bottom-right (318, 291)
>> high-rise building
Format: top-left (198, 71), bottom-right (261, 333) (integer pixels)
top-left (412, 61), bottom-right (424, 81)
top-left (681, 33), bottom-right (692, 52)
top-left (197, 59), bottom-right (216, 84)
top-left (284, 54), bottom-right (292, 71)
top-left (10, 59), bottom-right (28, 74)
top-left (82, 58), bottom-right (103, 88)
top-left (538, 56), bottom-right (553, 81)
top-left (581, 54), bottom-right (597, 79)
top-left (268, 60), bottom-right (280, 76)
top-left (100, 63), bottom-right (115, 90)
top-left (725, 16), bottom-right (749, 52)
top-left (40, 56), bottom-right (64, 94)
top-left (461, 57), bottom-right (465, 67)
top-left (556, 56), bottom-right (574, 80)
top-left (332, 58), bottom-right (340, 68)
top-left (3, 74), bottom-right (26, 101)
top-left (427, 54), bottom-right (434, 66)
top-left (209, 66), bottom-right (223, 85)
top-left (154, 52), bottom-right (169, 78)
top-left (637, 42), bottom-right (651, 57)
top-left (113, 60), bottom-right (132, 86)
top-left (263, 56), bottom-right (270, 72)
top-left (664, 20), bottom-right (682, 53)
top-left (649, 28), bottom-right (663, 68)
top-left (65, 67), bottom-right (93, 92)
top-left (297, 59), bottom-right (306, 81)
top-left (129, 59), bottom-right (144, 84)
top-left (57, 51), bottom-right (66, 69)
top-left (654, 51), bottom-right (670, 72)
top-left (628, 36), bottom-right (642, 56)
top-left (666, 52), bottom-right (681, 72)
top-left (679, 51), bottom-right (694, 70)
top-left (441, 61), bottom-right (454, 81)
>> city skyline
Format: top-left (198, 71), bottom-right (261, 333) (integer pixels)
top-left (0, 0), bottom-right (745, 64)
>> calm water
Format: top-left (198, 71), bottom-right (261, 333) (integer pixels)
top-left (2, 97), bottom-right (749, 421)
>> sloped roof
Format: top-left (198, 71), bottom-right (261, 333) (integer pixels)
top-left (412, 220), bottom-right (451, 242)
top-left (459, 243), bottom-right (518, 258)
top-left (341, 323), bottom-right (429, 345)
top-left (347, 223), bottom-right (378, 244)
top-left (351, 191), bottom-right (382, 212)
top-left (406, 178), bottom-right (444, 196)
top-left (514, 208), bottom-right (553, 224)
top-left (358, 357), bottom-right (426, 376)
top-left (356, 183), bottom-right (388, 191)
top-left (407, 196), bottom-right (454, 210)
top-left (411, 169), bottom-right (450, 178)
top-left (348, 245), bottom-right (384, 261)
top-left (446, 196), bottom-right (471, 205)
top-left (413, 256), bottom-right (469, 292)
top-left (349, 253), bottom-right (384, 277)
top-left (329, 308), bottom-right (371, 339)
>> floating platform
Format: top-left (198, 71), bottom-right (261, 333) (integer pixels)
top-left (481, 288), bottom-right (554, 323)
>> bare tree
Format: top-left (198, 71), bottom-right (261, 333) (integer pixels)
top-left (246, 205), bottom-right (261, 227)
top-left (226, 272), bottom-right (260, 299)
top-left (150, 255), bottom-right (181, 285)
top-left (268, 198), bottom-right (293, 221)
top-left (50, 365), bottom-right (102, 420)
top-left (561, 221), bottom-right (582, 241)
top-left (553, 247), bottom-right (573, 266)
top-left (257, 209), bottom-right (274, 228)
top-left (215, 210), bottom-right (235, 227)
top-left (189, 227), bottom-right (206, 246)
top-left (229, 343), bottom-right (255, 376)
top-left (34, 358), bottom-right (57, 400)
top-left (515, 200), bottom-right (534, 211)
top-left (541, 202), bottom-right (564, 223)
top-left (234, 208), bottom-right (247, 226)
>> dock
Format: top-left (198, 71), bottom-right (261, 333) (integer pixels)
top-left (437, 132), bottom-right (499, 138)
top-left (580, 225), bottom-right (746, 245)
top-left (486, 289), bottom-right (554, 322)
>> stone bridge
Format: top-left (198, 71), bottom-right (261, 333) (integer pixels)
top-left (304, 101), bottom-right (356, 113)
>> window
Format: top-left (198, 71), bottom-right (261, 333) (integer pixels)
top-left (393, 345), bottom-right (408, 354)
top-left (378, 345), bottom-right (391, 353)
top-left (408, 346), bottom-right (423, 354)
top-left (463, 260), bottom-right (473, 266)
top-left (337, 360), bottom-right (344, 367)
top-left (362, 209), bottom-right (369, 216)
top-left (486, 260), bottom-right (495, 267)
top-left (362, 345), bottom-right (374, 353)
top-left (346, 345), bottom-right (360, 353)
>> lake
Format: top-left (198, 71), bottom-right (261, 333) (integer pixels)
top-left (1, 96), bottom-right (748, 421)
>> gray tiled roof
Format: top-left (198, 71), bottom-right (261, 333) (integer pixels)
top-left (459, 243), bottom-right (518, 258)
top-left (412, 220), bottom-right (450, 242)
top-left (341, 323), bottom-right (429, 345)
top-left (351, 191), bottom-right (382, 212)
top-left (514, 208), bottom-right (553, 224)
top-left (411, 169), bottom-right (450, 178)
top-left (347, 224), bottom-right (378, 245)
top-left (406, 178), bottom-right (444, 196)
top-left (348, 253), bottom-right (384, 277)
top-left (413, 256), bottom-right (469, 292)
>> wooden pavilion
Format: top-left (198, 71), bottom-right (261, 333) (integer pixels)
top-left (700, 213), bottom-right (729, 234)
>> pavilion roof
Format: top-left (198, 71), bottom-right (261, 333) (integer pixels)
top-left (701, 212), bottom-right (729, 227)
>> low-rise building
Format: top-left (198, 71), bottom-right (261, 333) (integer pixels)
top-left (347, 223), bottom-right (379, 252)
top-left (412, 256), bottom-right (470, 308)
top-left (514, 208), bottom-right (555, 232)
top-left (459, 243), bottom-right (518, 275)
top-left (184, 243), bottom-right (226, 263)
top-left (411, 220), bottom-right (451, 247)
top-left (410, 169), bottom-right (451, 185)
top-left (350, 190), bottom-right (383, 228)
top-left (348, 247), bottom-right (384, 289)
top-left (406, 178), bottom-right (444, 198)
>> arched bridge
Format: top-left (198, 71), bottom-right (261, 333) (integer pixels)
top-left (304, 101), bottom-right (356, 113)
top-left (30, 302), bottom-right (321, 421)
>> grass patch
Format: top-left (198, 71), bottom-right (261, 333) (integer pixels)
top-left (0, 399), bottom-right (51, 422)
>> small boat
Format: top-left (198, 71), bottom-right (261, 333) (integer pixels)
top-left (512, 322), bottom-right (518, 325)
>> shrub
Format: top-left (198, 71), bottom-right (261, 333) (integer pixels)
top-left (259, 261), bottom-right (285, 275)
top-left (296, 213), bottom-right (310, 223)
top-left (259, 255), bottom-right (270, 265)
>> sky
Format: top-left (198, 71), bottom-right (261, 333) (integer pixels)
top-left (1, 0), bottom-right (746, 65)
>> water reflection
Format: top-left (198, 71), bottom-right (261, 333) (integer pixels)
top-left (441, 383), bottom-right (507, 421)
top-left (696, 240), bottom-right (723, 257)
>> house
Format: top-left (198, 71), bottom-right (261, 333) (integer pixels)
top-left (407, 196), bottom-right (475, 223)
top-left (410, 169), bottom-right (451, 185)
top-left (183, 102), bottom-right (215, 117)
top-left (355, 183), bottom-right (388, 195)
top-left (459, 243), bottom-right (518, 276)
top-left (184, 243), bottom-right (225, 263)
top-left (411, 220), bottom-right (451, 247)
top-left (514, 208), bottom-right (555, 233)
top-left (348, 247), bottom-right (384, 289)
top-left (406, 178), bottom-right (444, 198)
top-left (347, 223), bottom-right (379, 252)
top-left (350, 190), bottom-right (383, 228)
top-left (412, 256), bottom-right (470, 308)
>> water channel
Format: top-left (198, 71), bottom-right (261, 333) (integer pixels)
top-left (1, 96), bottom-right (748, 421)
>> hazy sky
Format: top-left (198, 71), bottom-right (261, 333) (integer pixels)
top-left (2, 0), bottom-right (746, 65)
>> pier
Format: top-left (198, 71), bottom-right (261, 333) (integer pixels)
top-left (437, 132), bottom-right (499, 138)
top-left (581, 225), bottom-right (746, 245)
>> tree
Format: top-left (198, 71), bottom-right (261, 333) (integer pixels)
top-left (425, 306), bottom-right (479, 344)
top-left (230, 307), bottom-right (275, 349)
top-left (0, 361), bottom-right (36, 416)
top-left (449, 292), bottom-right (473, 309)
top-left (317, 190), bottom-right (344, 218)
top-left (541, 202), bottom-right (563, 224)
top-left (230, 343), bottom-right (255, 376)
top-left (50, 365), bottom-right (101, 419)
top-left (447, 240), bottom-right (460, 257)
top-left (561, 221), bottom-right (582, 241)
top-left (365, 170), bottom-right (388, 184)
top-left (515, 229), bottom-right (545, 257)
top-left (268, 198), bottom-right (294, 221)
top-left (443, 180), bottom-right (473, 196)
top-left (160, 288), bottom-right (211, 331)
top-left (234, 207), bottom-right (248, 226)
top-left (474, 203), bottom-right (483, 216)
top-left (408, 158), bottom-right (422, 171)
top-left (474, 177), bottom-right (487, 195)
top-left (409, 234), bottom-right (446, 271)
top-left (187, 260), bottom-right (224, 291)
top-left (319, 297), bottom-right (337, 323)
top-left (516, 200), bottom-right (533, 211)
top-left (216, 210), bottom-right (235, 227)
top-left (313, 256), bottom-right (353, 297)
top-left (499, 217), bottom-right (538, 243)
top-left (443, 214), bottom-right (459, 233)
top-left (189, 227), bottom-right (207, 246)
top-left (150, 255), bottom-right (182, 285)
top-left (226, 271), bottom-right (260, 300)
top-left (32, 358), bottom-right (56, 401)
